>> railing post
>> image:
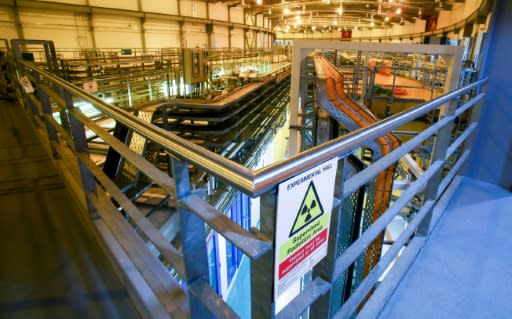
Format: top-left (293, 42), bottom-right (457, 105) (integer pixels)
top-left (251, 189), bottom-right (276, 319)
top-left (417, 99), bottom-right (458, 235)
top-left (461, 85), bottom-right (486, 160)
top-left (310, 158), bottom-right (345, 318)
top-left (61, 88), bottom-right (98, 216)
top-left (172, 158), bottom-right (211, 319)
top-left (36, 81), bottom-right (59, 157)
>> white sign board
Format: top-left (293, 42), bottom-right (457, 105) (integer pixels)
top-left (274, 158), bottom-right (338, 298)
top-left (19, 76), bottom-right (34, 93)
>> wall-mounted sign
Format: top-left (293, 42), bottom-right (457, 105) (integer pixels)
top-left (274, 158), bottom-right (338, 298)
top-left (83, 80), bottom-right (98, 93)
top-left (19, 75), bottom-right (34, 94)
top-left (341, 30), bottom-right (352, 41)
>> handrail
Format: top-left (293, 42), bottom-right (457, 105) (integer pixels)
top-left (17, 59), bottom-right (487, 196)
top-left (13, 49), bottom-right (489, 319)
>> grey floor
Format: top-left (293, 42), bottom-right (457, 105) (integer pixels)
top-left (379, 177), bottom-right (512, 319)
top-left (0, 101), bottom-right (140, 319)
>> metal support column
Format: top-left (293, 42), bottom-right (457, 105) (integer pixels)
top-left (13, 0), bottom-right (25, 40)
top-left (35, 79), bottom-right (59, 156)
top-left (251, 190), bottom-right (276, 319)
top-left (61, 89), bottom-right (98, 216)
top-left (172, 158), bottom-right (210, 319)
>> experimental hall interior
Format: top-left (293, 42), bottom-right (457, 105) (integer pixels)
top-left (0, 0), bottom-right (511, 318)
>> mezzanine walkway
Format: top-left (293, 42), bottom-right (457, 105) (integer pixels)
top-left (0, 100), bottom-right (140, 319)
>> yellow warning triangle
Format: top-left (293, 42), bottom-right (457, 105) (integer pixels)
top-left (289, 181), bottom-right (324, 237)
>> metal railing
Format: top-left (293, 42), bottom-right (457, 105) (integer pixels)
top-left (10, 45), bottom-right (487, 318)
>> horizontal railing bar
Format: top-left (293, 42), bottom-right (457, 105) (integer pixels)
top-left (276, 277), bottom-right (331, 319)
top-left (87, 192), bottom-right (190, 318)
top-left (454, 93), bottom-right (484, 117)
top-left (28, 77), bottom-right (67, 109)
top-left (218, 78), bottom-right (486, 195)
top-left (179, 194), bottom-right (272, 259)
top-left (72, 109), bottom-right (177, 195)
top-left (437, 150), bottom-right (471, 198)
top-left (342, 93), bottom-right (484, 197)
top-left (333, 159), bottom-right (444, 280)
top-left (446, 123), bottom-right (478, 160)
top-left (27, 93), bottom-right (43, 115)
top-left (79, 153), bottom-right (187, 279)
top-left (43, 114), bottom-right (76, 151)
top-left (353, 236), bottom-right (427, 319)
top-left (188, 280), bottom-right (240, 319)
top-left (17, 60), bottom-right (487, 196)
top-left (23, 62), bottom-right (257, 192)
top-left (94, 219), bottom-right (174, 319)
top-left (343, 122), bottom-right (445, 197)
top-left (334, 199), bottom-right (436, 319)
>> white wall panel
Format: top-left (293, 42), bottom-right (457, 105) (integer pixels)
top-left (414, 19), bottom-right (426, 33)
top-left (182, 22), bottom-right (207, 48)
top-left (195, 1), bottom-right (207, 19)
top-left (212, 25), bottom-right (229, 48)
top-left (230, 7), bottom-right (244, 24)
top-left (89, 0), bottom-right (138, 11)
top-left (451, 3), bottom-right (465, 25)
top-left (256, 14), bottom-right (263, 27)
top-left (19, 9), bottom-right (85, 50)
top-left (403, 22), bottom-right (414, 34)
top-left (209, 3), bottom-right (228, 21)
top-left (93, 14), bottom-right (142, 48)
top-left (141, 0), bottom-right (178, 15)
top-left (144, 19), bottom-right (180, 48)
top-left (180, 0), bottom-right (207, 18)
top-left (437, 10), bottom-right (451, 28)
top-left (231, 28), bottom-right (244, 49)
top-left (464, 0), bottom-right (481, 18)
top-left (0, 7), bottom-right (17, 41)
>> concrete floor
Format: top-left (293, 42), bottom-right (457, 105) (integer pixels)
top-left (0, 101), bottom-right (140, 319)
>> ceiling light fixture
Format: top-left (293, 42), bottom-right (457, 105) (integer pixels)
top-left (396, 7), bottom-right (402, 14)
top-left (385, 16), bottom-right (390, 22)
top-left (256, 0), bottom-right (262, 5)
top-left (283, 7), bottom-right (290, 15)
top-left (337, 3), bottom-right (343, 15)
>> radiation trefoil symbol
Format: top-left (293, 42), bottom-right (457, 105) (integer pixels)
top-left (289, 181), bottom-right (325, 237)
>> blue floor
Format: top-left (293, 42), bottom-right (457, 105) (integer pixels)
top-left (378, 177), bottom-right (512, 319)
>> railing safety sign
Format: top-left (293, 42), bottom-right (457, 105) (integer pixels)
top-left (274, 158), bottom-right (338, 298)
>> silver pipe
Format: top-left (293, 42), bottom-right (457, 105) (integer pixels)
top-left (18, 59), bottom-right (487, 196)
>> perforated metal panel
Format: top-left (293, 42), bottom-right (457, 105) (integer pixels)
top-left (125, 111), bottom-right (154, 178)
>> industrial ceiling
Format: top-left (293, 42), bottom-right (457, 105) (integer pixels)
top-left (230, 0), bottom-right (462, 32)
